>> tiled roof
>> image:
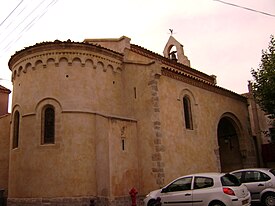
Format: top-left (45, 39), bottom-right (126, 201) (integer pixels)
top-left (0, 85), bottom-right (11, 94)
top-left (130, 44), bottom-right (247, 103)
top-left (8, 37), bottom-right (247, 102)
top-left (14, 39), bottom-right (123, 55)
top-left (9, 39), bottom-right (123, 68)
top-left (130, 44), bottom-right (215, 84)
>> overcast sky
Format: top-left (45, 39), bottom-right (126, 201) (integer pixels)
top-left (0, 0), bottom-right (274, 95)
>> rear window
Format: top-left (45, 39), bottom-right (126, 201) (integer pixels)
top-left (221, 174), bottom-right (241, 186)
top-left (269, 169), bottom-right (275, 176)
top-left (194, 177), bottom-right (214, 189)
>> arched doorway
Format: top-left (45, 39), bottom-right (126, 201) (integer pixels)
top-left (218, 116), bottom-right (243, 172)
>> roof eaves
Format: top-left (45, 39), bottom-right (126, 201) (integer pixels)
top-left (9, 39), bottom-right (124, 68)
top-left (130, 44), bottom-right (215, 83)
top-left (0, 85), bottom-right (11, 94)
top-left (162, 67), bottom-right (247, 103)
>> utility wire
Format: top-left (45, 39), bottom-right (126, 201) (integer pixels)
top-left (0, 0), bottom-right (47, 46)
top-left (0, 1), bottom-right (29, 37)
top-left (0, 0), bottom-right (58, 57)
top-left (0, 0), bottom-right (24, 27)
top-left (213, 0), bottom-right (275, 18)
top-left (1, 0), bottom-right (58, 54)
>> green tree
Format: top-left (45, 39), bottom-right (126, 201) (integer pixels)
top-left (251, 35), bottom-right (275, 120)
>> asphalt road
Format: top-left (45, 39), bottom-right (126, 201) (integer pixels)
top-left (251, 203), bottom-right (263, 206)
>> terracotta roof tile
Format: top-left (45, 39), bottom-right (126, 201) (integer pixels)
top-left (130, 44), bottom-right (247, 102)
top-left (0, 85), bottom-right (11, 93)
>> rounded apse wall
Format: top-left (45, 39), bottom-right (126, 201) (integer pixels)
top-left (8, 41), bottom-right (123, 198)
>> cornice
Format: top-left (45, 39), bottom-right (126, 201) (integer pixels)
top-left (11, 50), bottom-right (123, 80)
top-left (162, 68), bottom-right (247, 103)
top-left (9, 40), bottom-right (123, 68)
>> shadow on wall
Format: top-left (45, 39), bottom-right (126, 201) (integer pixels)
top-left (0, 189), bottom-right (6, 206)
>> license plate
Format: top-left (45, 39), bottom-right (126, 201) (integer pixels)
top-left (242, 199), bottom-right (249, 205)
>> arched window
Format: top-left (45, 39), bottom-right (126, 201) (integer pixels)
top-left (12, 110), bottom-right (20, 149)
top-left (183, 96), bottom-right (193, 130)
top-left (42, 105), bottom-right (55, 144)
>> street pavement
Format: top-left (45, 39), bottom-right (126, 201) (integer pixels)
top-left (251, 203), bottom-right (262, 206)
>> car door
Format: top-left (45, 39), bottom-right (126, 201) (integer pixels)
top-left (192, 176), bottom-right (214, 206)
top-left (242, 171), bottom-right (270, 201)
top-left (159, 176), bottom-right (193, 206)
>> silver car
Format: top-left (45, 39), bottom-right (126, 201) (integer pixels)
top-left (144, 173), bottom-right (251, 206)
top-left (231, 168), bottom-right (275, 206)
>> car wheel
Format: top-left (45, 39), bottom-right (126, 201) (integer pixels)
top-left (148, 199), bottom-right (156, 206)
top-left (263, 193), bottom-right (275, 206)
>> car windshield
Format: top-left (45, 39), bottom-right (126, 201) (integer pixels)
top-left (269, 169), bottom-right (275, 176)
top-left (221, 174), bottom-right (241, 186)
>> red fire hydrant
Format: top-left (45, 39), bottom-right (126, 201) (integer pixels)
top-left (129, 187), bottom-right (138, 206)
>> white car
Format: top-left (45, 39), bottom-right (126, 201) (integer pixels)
top-left (231, 168), bottom-right (275, 206)
top-left (144, 173), bottom-right (251, 206)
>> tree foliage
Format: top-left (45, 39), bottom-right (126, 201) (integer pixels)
top-left (251, 35), bottom-right (275, 120)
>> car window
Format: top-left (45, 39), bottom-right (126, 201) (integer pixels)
top-left (232, 172), bottom-right (242, 181)
top-left (165, 177), bottom-right (192, 192)
top-left (261, 172), bottom-right (271, 181)
top-left (243, 171), bottom-right (271, 183)
top-left (194, 177), bottom-right (214, 189)
top-left (221, 174), bottom-right (241, 186)
top-left (269, 169), bottom-right (275, 176)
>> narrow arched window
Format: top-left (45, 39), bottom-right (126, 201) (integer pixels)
top-left (183, 96), bottom-right (193, 130)
top-left (42, 105), bottom-right (55, 144)
top-left (12, 111), bottom-right (20, 149)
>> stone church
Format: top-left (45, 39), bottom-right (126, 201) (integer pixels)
top-left (0, 35), bottom-right (258, 206)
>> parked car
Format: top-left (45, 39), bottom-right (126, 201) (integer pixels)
top-left (144, 173), bottom-right (251, 206)
top-left (231, 168), bottom-right (275, 206)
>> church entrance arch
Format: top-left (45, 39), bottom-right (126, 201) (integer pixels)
top-left (217, 115), bottom-right (243, 172)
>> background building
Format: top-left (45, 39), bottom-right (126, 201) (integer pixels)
top-left (1, 36), bottom-right (258, 206)
top-left (0, 85), bottom-right (10, 206)
top-left (245, 82), bottom-right (275, 167)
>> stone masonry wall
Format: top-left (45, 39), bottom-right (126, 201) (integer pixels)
top-left (148, 72), bottom-right (165, 188)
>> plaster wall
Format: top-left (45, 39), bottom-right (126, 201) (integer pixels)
top-left (123, 48), bottom-right (254, 194)
top-left (6, 39), bottom-right (258, 205)
top-left (119, 48), bottom-right (255, 194)
top-left (8, 45), bottom-right (126, 199)
top-left (0, 92), bottom-right (9, 116)
top-left (8, 112), bottom-right (97, 198)
top-left (0, 114), bottom-right (10, 197)
top-left (120, 53), bottom-right (162, 194)
top-left (122, 45), bottom-right (256, 194)
top-left (158, 74), bottom-right (255, 183)
top-left (11, 52), bottom-right (123, 116)
top-left (109, 119), bottom-right (138, 197)
top-left (95, 115), bottom-right (111, 198)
